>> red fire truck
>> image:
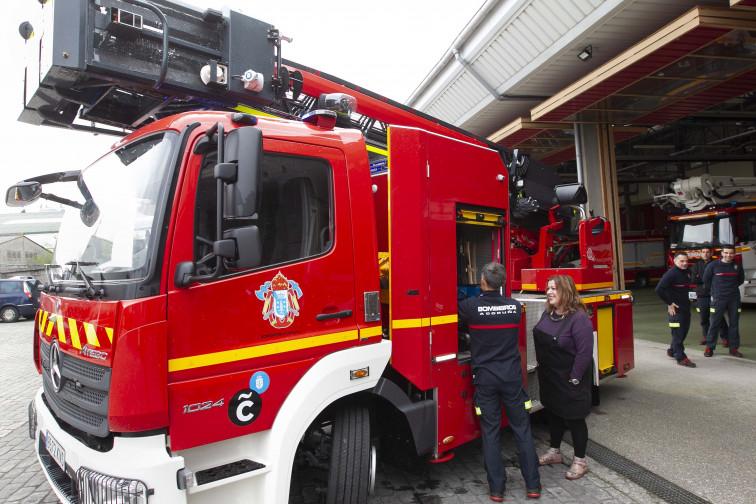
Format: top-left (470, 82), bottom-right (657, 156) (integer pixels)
top-left (655, 174), bottom-right (756, 303)
top-left (548, 233), bottom-right (667, 288)
top-left (9, 1), bottom-right (633, 503)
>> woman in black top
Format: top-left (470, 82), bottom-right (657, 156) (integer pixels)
top-left (533, 275), bottom-right (594, 480)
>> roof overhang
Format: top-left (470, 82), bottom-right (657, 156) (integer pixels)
top-left (491, 6), bottom-right (756, 163)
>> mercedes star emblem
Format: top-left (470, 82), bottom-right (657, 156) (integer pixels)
top-left (49, 341), bottom-right (62, 393)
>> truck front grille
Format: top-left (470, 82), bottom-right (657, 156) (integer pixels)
top-left (41, 339), bottom-right (111, 438)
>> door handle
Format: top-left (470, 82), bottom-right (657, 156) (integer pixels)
top-left (316, 310), bottom-right (353, 321)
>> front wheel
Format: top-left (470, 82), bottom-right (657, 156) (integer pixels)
top-left (1, 306), bottom-right (20, 323)
top-left (326, 404), bottom-right (372, 504)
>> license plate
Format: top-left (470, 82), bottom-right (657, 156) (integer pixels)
top-left (45, 431), bottom-right (65, 471)
top-left (689, 292), bottom-right (697, 300)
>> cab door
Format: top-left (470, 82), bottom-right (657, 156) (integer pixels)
top-left (165, 133), bottom-right (358, 450)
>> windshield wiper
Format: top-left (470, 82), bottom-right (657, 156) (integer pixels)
top-left (67, 261), bottom-right (105, 298)
top-left (42, 262), bottom-right (105, 298)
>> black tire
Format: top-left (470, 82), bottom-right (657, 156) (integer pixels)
top-left (326, 405), bottom-right (371, 504)
top-left (634, 272), bottom-right (649, 289)
top-left (1, 306), bottom-right (20, 323)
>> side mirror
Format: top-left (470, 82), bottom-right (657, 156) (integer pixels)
top-left (174, 226), bottom-right (262, 288)
top-left (224, 126), bottom-right (262, 218)
top-left (223, 226), bottom-right (262, 269)
top-left (5, 182), bottom-right (42, 207)
top-left (554, 183), bottom-right (587, 206)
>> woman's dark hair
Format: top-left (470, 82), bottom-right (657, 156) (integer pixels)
top-left (546, 275), bottom-right (588, 315)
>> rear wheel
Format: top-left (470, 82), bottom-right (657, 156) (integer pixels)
top-left (634, 272), bottom-right (649, 289)
top-left (1, 306), bottom-right (20, 323)
top-left (326, 404), bottom-right (371, 504)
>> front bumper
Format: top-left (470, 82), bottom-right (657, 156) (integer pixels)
top-left (31, 388), bottom-right (186, 504)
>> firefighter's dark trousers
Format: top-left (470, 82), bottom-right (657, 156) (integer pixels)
top-left (668, 309), bottom-right (691, 361)
top-left (707, 297), bottom-right (741, 350)
top-left (696, 296), bottom-right (727, 340)
top-left (475, 382), bottom-right (540, 493)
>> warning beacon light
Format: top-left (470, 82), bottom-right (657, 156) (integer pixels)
top-left (317, 93), bottom-right (357, 116)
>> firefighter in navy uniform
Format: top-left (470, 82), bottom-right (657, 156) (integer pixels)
top-left (458, 262), bottom-right (541, 501)
top-left (689, 244), bottom-right (727, 346)
top-left (703, 244), bottom-right (745, 358)
top-left (655, 251), bottom-right (696, 367)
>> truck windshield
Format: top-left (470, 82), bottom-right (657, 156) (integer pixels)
top-left (51, 133), bottom-right (178, 284)
top-left (670, 216), bottom-right (735, 248)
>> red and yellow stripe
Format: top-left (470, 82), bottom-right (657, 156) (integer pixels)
top-left (37, 309), bottom-right (114, 350)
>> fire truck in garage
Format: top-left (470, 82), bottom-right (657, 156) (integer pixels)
top-left (9, 1), bottom-right (633, 503)
top-left (655, 174), bottom-right (756, 303)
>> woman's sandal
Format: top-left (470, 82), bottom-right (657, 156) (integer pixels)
top-left (565, 456), bottom-right (589, 479)
top-left (538, 447), bottom-right (563, 466)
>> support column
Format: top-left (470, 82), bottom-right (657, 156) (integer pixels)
top-left (575, 123), bottom-right (625, 290)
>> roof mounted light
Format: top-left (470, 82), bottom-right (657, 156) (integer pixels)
top-left (317, 93), bottom-right (357, 116)
top-left (302, 110), bottom-right (337, 130)
top-left (577, 45), bottom-right (593, 62)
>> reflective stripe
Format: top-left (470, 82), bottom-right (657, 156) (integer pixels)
top-left (696, 308), bottom-right (700, 312)
top-left (366, 144), bottom-right (388, 157)
top-left (37, 310), bottom-right (113, 351)
top-left (359, 326), bottom-right (383, 339)
top-left (524, 400), bottom-right (532, 410)
top-left (392, 314), bottom-right (457, 329)
top-left (468, 323), bottom-right (519, 330)
top-left (710, 308), bottom-right (716, 313)
top-left (475, 406), bottom-right (482, 416)
top-left (669, 323), bottom-right (680, 327)
top-left (168, 329), bottom-right (359, 372)
top-left (392, 317), bottom-right (430, 329)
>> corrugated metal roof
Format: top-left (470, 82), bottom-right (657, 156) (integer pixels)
top-left (0, 211), bottom-right (63, 235)
top-left (408, 0), bottom-right (732, 140)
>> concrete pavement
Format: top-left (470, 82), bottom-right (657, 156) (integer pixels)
top-left (586, 338), bottom-right (756, 504)
top-left (3, 294), bottom-right (754, 503)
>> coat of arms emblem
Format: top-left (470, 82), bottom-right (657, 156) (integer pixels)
top-left (255, 272), bottom-right (303, 328)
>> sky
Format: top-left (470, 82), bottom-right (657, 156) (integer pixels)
top-left (0, 0), bottom-right (485, 217)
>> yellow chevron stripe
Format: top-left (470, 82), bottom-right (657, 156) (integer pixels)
top-left (38, 310), bottom-right (113, 349)
top-left (83, 323), bottom-right (100, 347)
top-left (168, 329), bottom-right (360, 372)
top-left (45, 315), bottom-right (54, 337)
top-left (56, 316), bottom-right (66, 343)
top-left (69, 319), bottom-right (82, 350)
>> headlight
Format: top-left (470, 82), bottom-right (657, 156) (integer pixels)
top-left (77, 467), bottom-right (150, 504)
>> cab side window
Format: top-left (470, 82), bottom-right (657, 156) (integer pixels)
top-left (194, 151), bottom-right (333, 272)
